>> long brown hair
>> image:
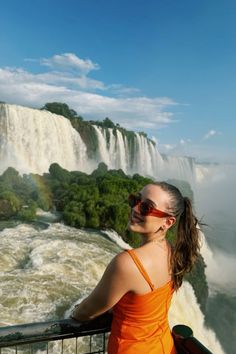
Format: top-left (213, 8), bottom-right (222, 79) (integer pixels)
top-left (153, 182), bottom-right (200, 290)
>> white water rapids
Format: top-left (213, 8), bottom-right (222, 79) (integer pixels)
top-left (0, 223), bottom-right (224, 353)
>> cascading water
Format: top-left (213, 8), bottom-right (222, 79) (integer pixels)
top-left (0, 104), bottom-right (88, 175)
top-left (92, 126), bottom-right (128, 172)
top-left (135, 133), bottom-right (152, 175)
top-left (92, 125), bottom-right (110, 166)
top-left (160, 154), bottom-right (197, 188)
top-left (91, 124), bottom-right (195, 183)
top-left (0, 103), bottom-right (196, 185)
top-left (115, 130), bottom-right (128, 172)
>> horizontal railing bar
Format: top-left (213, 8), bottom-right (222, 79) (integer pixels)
top-left (0, 313), bottom-right (112, 348)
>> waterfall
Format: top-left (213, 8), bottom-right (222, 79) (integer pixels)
top-left (91, 122), bottom-right (196, 183)
top-left (0, 103), bottom-right (197, 186)
top-left (92, 126), bottom-right (128, 172)
top-left (92, 125), bottom-right (110, 165)
top-left (115, 130), bottom-right (128, 172)
top-left (135, 133), bottom-right (152, 175)
top-left (0, 104), bottom-right (88, 175)
top-left (107, 128), bottom-right (117, 169)
top-left (159, 154), bottom-right (197, 187)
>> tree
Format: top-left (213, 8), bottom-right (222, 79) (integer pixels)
top-left (49, 163), bottom-right (72, 183)
top-left (102, 117), bottom-right (115, 128)
top-left (17, 202), bottom-right (37, 221)
top-left (0, 191), bottom-right (21, 219)
top-left (91, 162), bottom-right (108, 178)
top-left (1, 167), bottom-right (21, 185)
top-left (92, 117), bottom-right (116, 128)
top-left (41, 102), bottom-right (79, 120)
top-left (63, 201), bottom-right (86, 227)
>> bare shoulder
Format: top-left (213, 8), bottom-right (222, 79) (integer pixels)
top-left (105, 250), bottom-right (139, 281)
top-left (110, 250), bottom-right (133, 271)
top-left (101, 250), bottom-right (135, 291)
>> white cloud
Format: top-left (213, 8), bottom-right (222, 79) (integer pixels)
top-left (158, 138), bottom-right (194, 158)
top-left (40, 53), bottom-right (99, 74)
top-left (108, 84), bottom-right (141, 95)
top-left (204, 129), bottom-right (222, 140)
top-left (0, 53), bottom-right (179, 133)
top-left (179, 138), bottom-right (191, 145)
top-left (159, 144), bottom-right (175, 152)
top-left (38, 71), bottom-right (106, 90)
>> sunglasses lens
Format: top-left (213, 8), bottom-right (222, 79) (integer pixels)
top-left (128, 194), bottom-right (140, 208)
top-left (139, 202), bottom-right (151, 216)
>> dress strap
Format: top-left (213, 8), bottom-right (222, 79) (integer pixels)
top-left (126, 249), bottom-right (155, 291)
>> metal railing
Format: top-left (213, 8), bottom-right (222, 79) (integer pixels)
top-left (0, 313), bottom-right (213, 354)
top-left (0, 313), bottom-right (112, 353)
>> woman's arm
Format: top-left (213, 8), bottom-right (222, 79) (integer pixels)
top-left (70, 251), bottom-right (132, 321)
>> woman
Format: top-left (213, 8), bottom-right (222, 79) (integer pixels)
top-left (71, 182), bottom-right (200, 353)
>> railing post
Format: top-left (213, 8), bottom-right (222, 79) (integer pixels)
top-left (172, 325), bottom-right (213, 354)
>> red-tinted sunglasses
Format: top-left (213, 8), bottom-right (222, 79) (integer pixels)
top-left (128, 194), bottom-right (172, 218)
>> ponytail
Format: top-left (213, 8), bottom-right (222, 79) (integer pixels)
top-left (171, 197), bottom-right (200, 290)
top-left (153, 182), bottom-right (201, 290)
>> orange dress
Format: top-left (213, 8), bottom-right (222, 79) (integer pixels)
top-left (108, 249), bottom-right (177, 354)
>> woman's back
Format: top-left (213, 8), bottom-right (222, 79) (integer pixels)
top-left (71, 182), bottom-right (200, 353)
top-left (129, 240), bottom-right (172, 293)
top-left (108, 249), bottom-right (177, 354)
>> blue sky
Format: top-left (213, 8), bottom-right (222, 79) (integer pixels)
top-left (0, 0), bottom-right (235, 163)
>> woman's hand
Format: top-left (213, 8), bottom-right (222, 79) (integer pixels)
top-left (70, 303), bottom-right (88, 322)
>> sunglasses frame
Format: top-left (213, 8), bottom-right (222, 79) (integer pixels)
top-left (128, 194), bottom-right (172, 218)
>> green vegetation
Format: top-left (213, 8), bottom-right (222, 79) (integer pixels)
top-left (0, 163), bottom-right (152, 242)
top-left (47, 162), bottom-right (153, 244)
top-left (41, 102), bottom-right (83, 121)
top-left (0, 164), bottom-right (195, 249)
top-left (93, 117), bottom-right (116, 129)
top-left (0, 167), bottom-right (52, 222)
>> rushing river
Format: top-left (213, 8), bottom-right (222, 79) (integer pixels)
top-left (0, 222), bottom-right (224, 354)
